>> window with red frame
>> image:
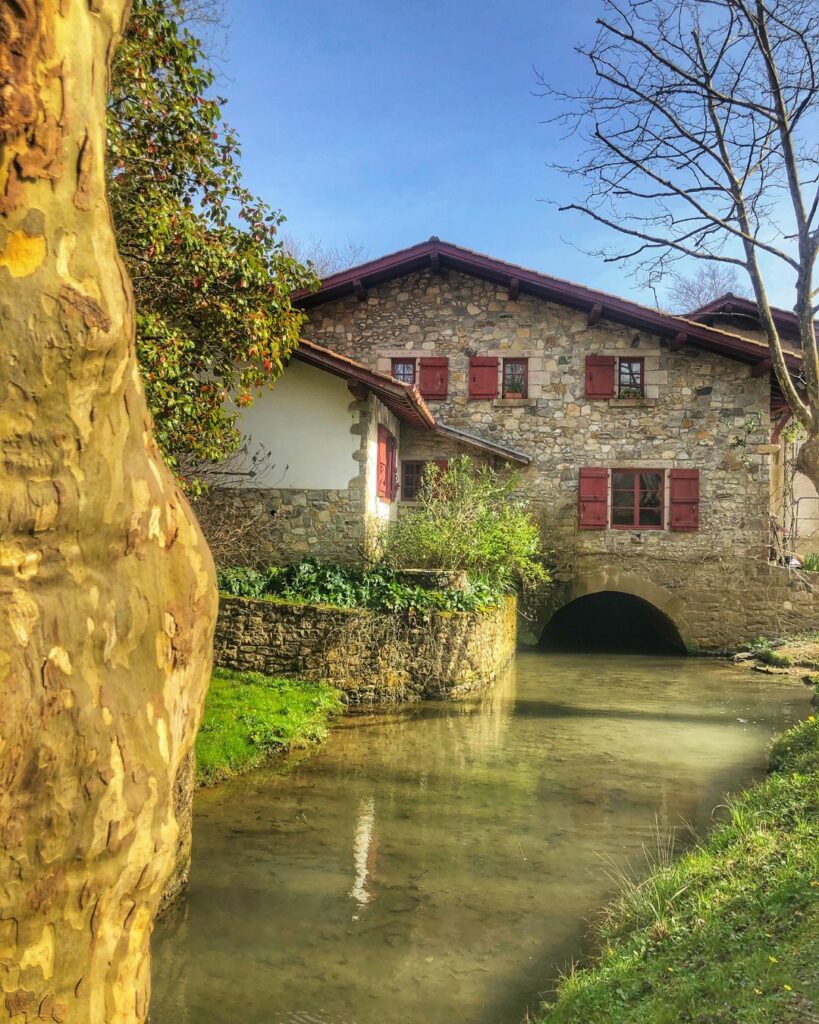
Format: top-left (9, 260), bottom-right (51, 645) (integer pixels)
top-left (401, 461), bottom-right (426, 500)
top-left (502, 358), bottom-right (528, 398)
top-left (401, 459), bottom-right (449, 500)
top-left (391, 358), bottom-right (417, 385)
top-left (376, 425), bottom-right (398, 501)
top-left (618, 357), bottom-right (644, 397)
top-left (611, 469), bottom-right (663, 528)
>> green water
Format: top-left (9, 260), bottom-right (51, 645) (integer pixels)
top-left (150, 652), bottom-right (810, 1024)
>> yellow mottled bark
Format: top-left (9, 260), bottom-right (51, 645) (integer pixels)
top-left (0, 3), bottom-right (217, 1022)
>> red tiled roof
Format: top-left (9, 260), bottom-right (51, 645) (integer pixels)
top-left (294, 239), bottom-right (801, 372)
top-left (686, 292), bottom-right (815, 352)
top-left (294, 338), bottom-right (435, 430)
top-left (294, 339), bottom-right (531, 463)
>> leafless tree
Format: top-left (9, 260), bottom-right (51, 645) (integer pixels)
top-left (665, 264), bottom-right (746, 313)
top-left (281, 233), bottom-right (369, 278)
top-left (538, 1), bottom-right (819, 485)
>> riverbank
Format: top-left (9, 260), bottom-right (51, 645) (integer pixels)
top-left (536, 714), bottom-right (819, 1024)
top-left (195, 668), bottom-right (343, 786)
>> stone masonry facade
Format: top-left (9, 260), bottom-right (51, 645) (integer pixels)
top-left (214, 594), bottom-right (518, 703)
top-left (301, 266), bottom-right (819, 649)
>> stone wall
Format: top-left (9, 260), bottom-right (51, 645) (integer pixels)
top-left (214, 594), bottom-right (518, 703)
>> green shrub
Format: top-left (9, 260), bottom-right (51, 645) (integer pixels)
top-left (758, 648), bottom-right (793, 668)
top-left (801, 551), bottom-right (819, 572)
top-left (381, 455), bottom-right (549, 591)
top-left (216, 558), bottom-right (503, 615)
top-left (217, 565), bottom-right (268, 598)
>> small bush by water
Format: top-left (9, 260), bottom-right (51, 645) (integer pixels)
top-left (196, 669), bottom-right (343, 786)
top-left (218, 558), bottom-right (502, 614)
top-left (537, 715), bottom-right (819, 1024)
top-left (381, 455), bottom-right (548, 591)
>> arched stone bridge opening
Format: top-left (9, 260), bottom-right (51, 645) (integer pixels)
top-left (530, 571), bottom-right (690, 654)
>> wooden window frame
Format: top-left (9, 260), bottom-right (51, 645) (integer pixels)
top-left (502, 358), bottom-right (529, 398)
top-left (611, 468), bottom-right (665, 530)
top-left (391, 357), bottom-right (417, 386)
top-left (617, 357), bottom-right (645, 398)
top-left (401, 460), bottom-right (426, 501)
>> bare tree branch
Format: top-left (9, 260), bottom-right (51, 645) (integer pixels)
top-left (537, 0), bottom-right (819, 471)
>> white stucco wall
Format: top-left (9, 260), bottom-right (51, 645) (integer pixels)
top-left (234, 360), bottom-right (359, 489)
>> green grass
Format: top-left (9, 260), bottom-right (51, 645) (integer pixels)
top-left (536, 715), bottom-right (819, 1024)
top-left (195, 668), bottom-right (343, 786)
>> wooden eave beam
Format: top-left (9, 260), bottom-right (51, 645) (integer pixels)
top-left (347, 381), bottom-right (368, 401)
top-left (353, 278), bottom-right (367, 302)
top-left (508, 277), bottom-right (520, 301)
top-left (751, 358), bottom-right (772, 378)
top-left (669, 332), bottom-right (687, 352)
top-left (587, 303), bottom-right (602, 326)
top-left (429, 252), bottom-right (441, 275)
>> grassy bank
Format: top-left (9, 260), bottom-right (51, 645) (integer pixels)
top-left (537, 715), bottom-right (819, 1024)
top-left (195, 668), bottom-right (343, 786)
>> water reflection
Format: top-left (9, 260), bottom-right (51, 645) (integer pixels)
top-left (349, 796), bottom-right (376, 914)
top-left (150, 652), bottom-right (809, 1024)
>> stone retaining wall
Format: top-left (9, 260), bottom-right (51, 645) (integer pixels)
top-left (214, 594), bottom-right (518, 703)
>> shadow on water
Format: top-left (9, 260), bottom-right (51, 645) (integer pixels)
top-left (540, 591), bottom-right (686, 654)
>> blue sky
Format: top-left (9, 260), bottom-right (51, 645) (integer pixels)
top-left (215, 0), bottom-right (794, 308)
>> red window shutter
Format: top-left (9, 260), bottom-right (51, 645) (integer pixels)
top-left (469, 357), bottom-right (499, 399)
top-left (585, 355), bottom-right (615, 398)
top-left (419, 357), bottom-right (448, 399)
top-left (376, 425), bottom-right (389, 498)
top-left (669, 469), bottom-right (699, 531)
top-left (578, 467), bottom-right (609, 529)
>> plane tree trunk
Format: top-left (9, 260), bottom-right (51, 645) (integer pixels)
top-left (0, 3), bottom-right (217, 1022)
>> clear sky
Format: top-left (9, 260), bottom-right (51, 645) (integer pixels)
top-left (213, 0), bottom-right (793, 308)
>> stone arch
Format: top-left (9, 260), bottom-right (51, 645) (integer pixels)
top-left (531, 569), bottom-right (692, 652)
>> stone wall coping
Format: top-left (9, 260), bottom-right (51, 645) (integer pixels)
top-left (218, 591), bottom-right (512, 620)
top-left (492, 398), bottom-right (538, 408)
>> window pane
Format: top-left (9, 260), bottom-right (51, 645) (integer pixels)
top-left (612, 505), bottom-right (635, 526)
top-left (503, 360), bottom-right (526, 394)
top-left (612, 488), bottom-right (634, 510)
top-left (639, 506), bottom-right (662, 526)
top-left (618, 359), bottom-right (643, 394)
top-left (612, 470), bottom-right (633, 490)
top-left (638, 472), bottom-right (662, 526)
top-left (392, 360), bottom-right (416, 384)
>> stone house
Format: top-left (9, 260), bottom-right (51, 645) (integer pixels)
top-left (213, 336), bottom-right (527, 565)
top-left (274, 237), bottom-right (819, 650)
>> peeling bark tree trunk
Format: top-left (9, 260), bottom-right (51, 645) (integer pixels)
top-left (0, 3), bottom-right (217, 1022)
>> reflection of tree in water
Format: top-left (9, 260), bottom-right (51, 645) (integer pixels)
top-left (349, 795), bottom-right (377, 915)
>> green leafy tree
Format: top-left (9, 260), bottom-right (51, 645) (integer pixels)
top-left (382, 456), bottom-right (549, 591)
top-left (108, 0), bottom-right (316, 486)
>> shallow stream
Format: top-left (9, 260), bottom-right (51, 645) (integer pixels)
top-left (150, 651), bottom-right (809, 1024)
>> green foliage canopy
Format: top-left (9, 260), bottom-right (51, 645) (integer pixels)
top-left (108, 0), bottom-right (316, 485)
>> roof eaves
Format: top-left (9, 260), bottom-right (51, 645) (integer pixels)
top-left (293, 338), bottom-right (436, 430)
top-left (435, 423), bottom-right (531, 465)
top-left (295, 239), bottom-right (801, 370)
